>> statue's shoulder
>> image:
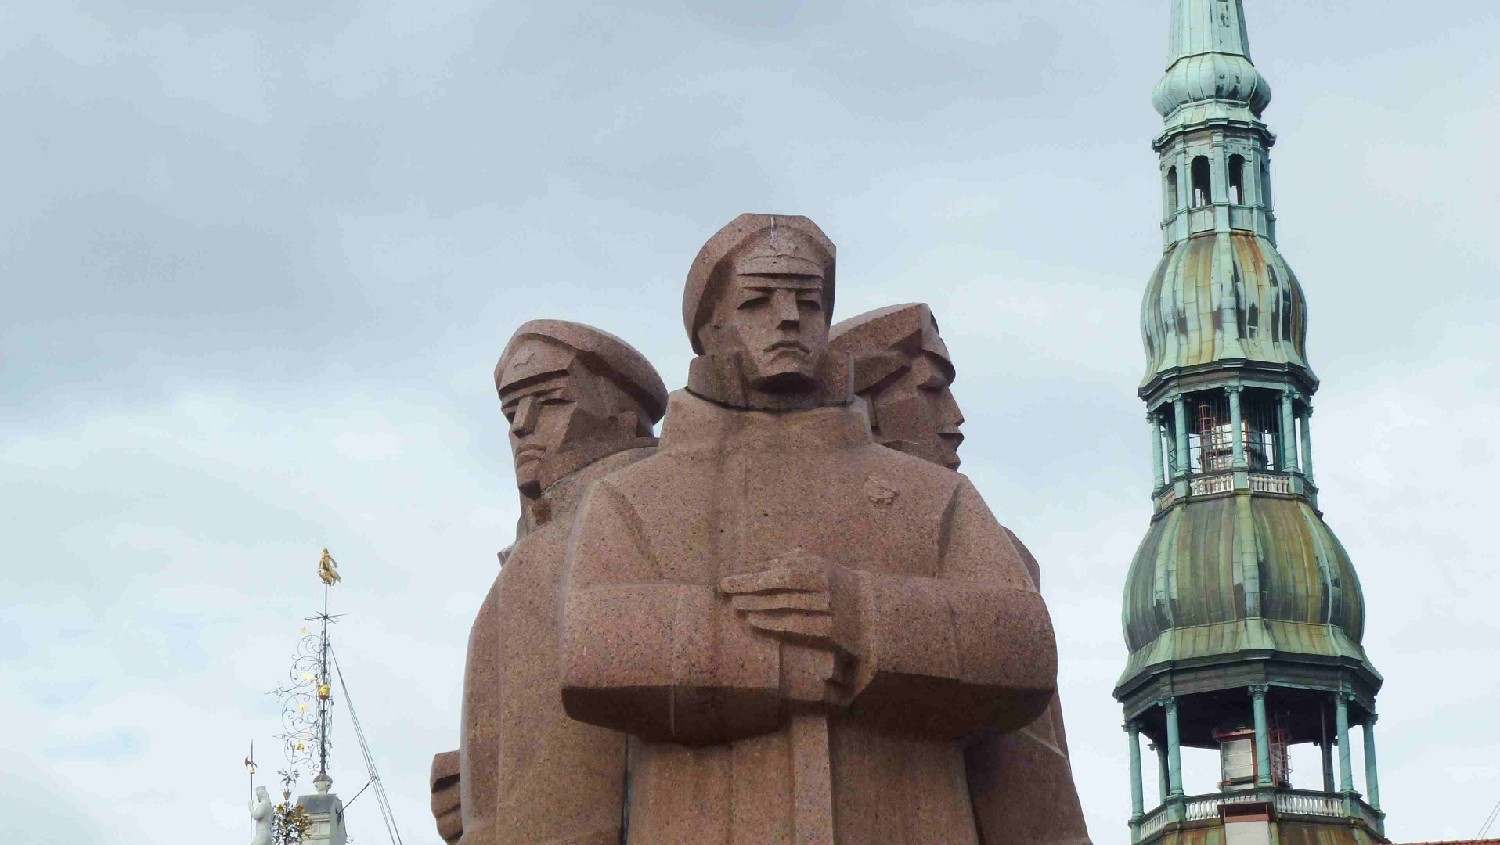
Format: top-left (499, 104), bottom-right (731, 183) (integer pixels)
top-left (859, 442), bottom-right (965, 500)
top-left (587, 445), bottom-right (699, 497)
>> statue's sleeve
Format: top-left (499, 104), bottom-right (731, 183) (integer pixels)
top-left (850, 476), bottom-right (1057, 739)
top-left (560, 479), bottom-right (782, 745)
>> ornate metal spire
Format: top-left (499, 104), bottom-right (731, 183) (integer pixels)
top-left (1153, 0), bottom-right (1271, 122)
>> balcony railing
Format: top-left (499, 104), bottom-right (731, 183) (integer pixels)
top-left (1152, 470), bottom-right (1305, 511)
top-left (1274, 790), bottom-right (1341, 817)
top-left (1189, 473), bottom-right (1235, 496)
top-left (1249, 472), bottom-right (1293, 494)
top-left (1132, 788), bottom-right (1384, 843)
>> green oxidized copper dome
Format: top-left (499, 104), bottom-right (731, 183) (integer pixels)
top-left (1118, 495), bottom-right (1378, 688)
top-left (1140, 232), bottom-right (1314, 390)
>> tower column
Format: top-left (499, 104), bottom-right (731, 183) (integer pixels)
top-left (1164, 697), bottom-right (1184, 798)
top-left (1300, 408), bottom-right (1316, 482)
top-left (1150, 415), bottom-right (1166, 488)
top-left (1321, 738), bottom-right (1335, 793)
top-left (1336, 694), bottom-right (1354, 794)
top-left (1210, 135), bottom-right (1229, 230)
top-left (1250, 684), bottom-right (1273, 787)
top-left (1154, 742), bottom-right (1170, 804)
top-left (1279, 390), bottom-right (1300, 473)
top-left (1177, 150), bottom-right (1192, 212)
top-left (1173, 396), bottom-right (1190, 477)
top-left (1244, 147), bottom-right (1262, 207)
top-left (1228, 386), bottom-right (1246, 469)
top-left (1127, 722), bottom-right (1145, 821)
top-left (1364, 714), bottom-right (1382, 810)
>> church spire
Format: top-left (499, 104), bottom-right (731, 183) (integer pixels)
top-left (1117, 4), bottom-right (1389, 843)
top-left (1153, 0), bottom-right (1271, 121)
top-left (1167, 0), bottom-right (1253, 64)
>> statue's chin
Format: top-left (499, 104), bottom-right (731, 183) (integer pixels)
top-left (748, 370), bottom-right (819, 395)
top-left (516, 477), bottom-right (542, 499)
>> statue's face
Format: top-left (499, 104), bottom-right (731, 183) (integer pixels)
top-left (869, 352), bottom-right (964, 469)
top-left (500, 344), bottom-right (638, 497)
top-left (709, 265), bottom-right (828, 392)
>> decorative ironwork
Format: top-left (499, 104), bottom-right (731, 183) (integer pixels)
top-left (267, 548), bottom-right (344, 801)
top-left (268, 624), bottom-right (329, 778)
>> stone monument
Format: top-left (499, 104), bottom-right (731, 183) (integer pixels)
top-left (830, 303), bottom-right (1092, 845)
top-left (248, 785), bottom-right (272, 845)
top-left (431, 320), bottom-right (668, 845)
top-left (558, 214), bottom-right (1060, 844)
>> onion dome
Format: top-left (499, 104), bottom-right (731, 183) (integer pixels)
top-left (1118, 495), bottom-right (1378, 687)
top-left (1152, 0), bottom-right (1272, 119)
top-left (1153, 53), bottom-right (1271, 119)
top-left (1140, 232), bottom-right (1314, 389)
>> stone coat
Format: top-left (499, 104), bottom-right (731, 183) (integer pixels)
top-left (964, 531), bottom-right (1093, 845)
top-left (459, 446), bottom-right (652, 845)
top-left (560, 391), bottom-right (1057, 845)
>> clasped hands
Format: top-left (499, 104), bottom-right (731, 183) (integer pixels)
top-left (718, 549), bottom-right (865, 708)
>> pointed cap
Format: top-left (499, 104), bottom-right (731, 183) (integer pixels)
top-left (1152, 0), bottom-right (1271, 119)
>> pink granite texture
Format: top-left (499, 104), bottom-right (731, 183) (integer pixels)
top-left (558, 215), bottom-right (1062, 844)
top-left (431, 320), bottom-right (667, 845)
top-left (831, 304), bottom-right (1093, 844)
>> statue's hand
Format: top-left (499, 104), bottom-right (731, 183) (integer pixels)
top-left (719, 550), bottom-right (864, 706)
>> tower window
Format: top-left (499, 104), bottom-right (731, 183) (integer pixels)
top-left (1191, 156), bottom-right (1211, 207)
top-left (1228, 155), bottom-right (1246, 205)
top-left (1165, 166), bottom-right (1180, 217)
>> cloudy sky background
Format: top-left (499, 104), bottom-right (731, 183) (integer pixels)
top-left (3, 0), bottom-right (1497, 842)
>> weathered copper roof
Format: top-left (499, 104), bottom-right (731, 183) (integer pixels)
top-left (1120, 494), bottom-right (1378, 686)
top-left (1141, 232), bottom-right (1314, 390)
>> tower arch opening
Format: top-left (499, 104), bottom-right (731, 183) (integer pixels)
top-left (1228, 154), bottom-right (1247, 205)
top-left (1165, 166), bottom-right (1180, 218)
top-left (1191, 156), bottom-right (1212, 207)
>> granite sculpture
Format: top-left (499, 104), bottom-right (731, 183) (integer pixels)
top-left (830, 303), bottom-right (1092, 845)
top-left (558, 214), bottom-right (1060, 844)
top-left (429, 750), bottom-right (461, 845)
top-left (431, 320), bottom-right (668, 845)
top-left (249, 785), bottom-right (273, 845)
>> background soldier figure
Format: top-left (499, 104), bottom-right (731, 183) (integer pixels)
top-left (831, 303), bottom-right (1092, 845)
top-left (431, 320), bottom-right (667, 845)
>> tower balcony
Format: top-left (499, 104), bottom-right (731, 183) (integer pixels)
top-left (1147, 384), bottom-right (1321, 512)
top-left (1134, 787), bottom-right (1385, 844)
top-left (1152, 468), bottom-right (1315, 513)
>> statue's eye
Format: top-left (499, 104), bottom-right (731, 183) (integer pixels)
top-left (797, 294), bottom-right (822, 312)
top-left (737, 294), bottom-right (769, 310)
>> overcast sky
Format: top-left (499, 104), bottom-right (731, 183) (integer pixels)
top-left (3, 1), bottom-right (1497, 842)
